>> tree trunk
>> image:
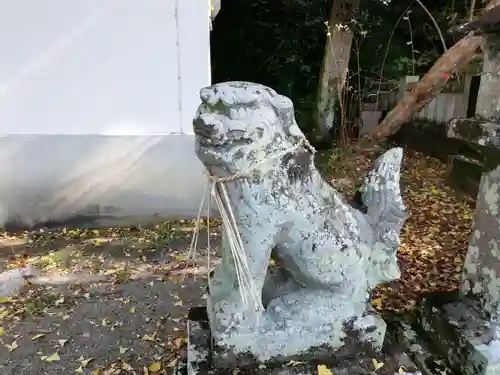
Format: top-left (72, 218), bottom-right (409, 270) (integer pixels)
top-left (315, 0), bottom-right (359, 139)
top-left (476, 37), bottom-right (500, 119)
top-left (361, 0), bottom-right (500, 146)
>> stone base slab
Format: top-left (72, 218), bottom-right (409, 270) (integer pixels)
top-left (183, 306), bottom-right (421, 375)
top-left (420, 291), bottom-right (500, 375)
top-left (206, 300), bottom-right (388, 368)
top-left (187, 318), bottom-right (325, 374)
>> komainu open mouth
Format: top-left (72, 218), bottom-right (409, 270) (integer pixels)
top-left (193, 109), bottom-right (255, 148)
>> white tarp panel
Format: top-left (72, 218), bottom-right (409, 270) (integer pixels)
top-left (0, 0), bottom-right (212, 227)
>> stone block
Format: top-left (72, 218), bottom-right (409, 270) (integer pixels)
top-left (420, 292), bottom-right (500, 375)
top-left (186, 306), bottom-right (334, 375)
top-left (187, 322), bottom-right (317, 374)
top-left (389, 318), bottom-right (454, 375)
top-left (182, 306), bottom-right (421, 375)
top-left (447, 118), bottom-right (500, 148)
top-left (446, 154), bottom-right (483, 198)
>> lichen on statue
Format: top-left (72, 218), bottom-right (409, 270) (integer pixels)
top-left (193, 81), bottom-right (408, 363)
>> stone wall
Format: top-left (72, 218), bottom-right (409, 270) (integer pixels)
top-left (390, 120), bottom-right (475, 162)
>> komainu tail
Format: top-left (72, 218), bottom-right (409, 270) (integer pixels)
top-left (359, 147), bottom-right (408, 240)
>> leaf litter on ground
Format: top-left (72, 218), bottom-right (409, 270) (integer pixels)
top-left (0, 219), bottom-right (215, 373)
top-left (317, 144), bottom-right (474, 313)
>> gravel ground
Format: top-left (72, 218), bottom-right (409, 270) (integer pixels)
top-left (0, 222), bottom-right (217, 375)
top-left (0, 277), bottom-right (204, 375)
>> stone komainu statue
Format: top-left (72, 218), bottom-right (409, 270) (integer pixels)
top-left (193, 81), bottom-right (408, 363)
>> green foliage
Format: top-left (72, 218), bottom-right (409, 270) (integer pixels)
top-left (210, 0), bottom-right (477, 132)
top-left (353, 0), bottom-right (474, 80)
top-left (211, 0), bottom-right (329, 130)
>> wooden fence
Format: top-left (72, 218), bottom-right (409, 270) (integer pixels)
top-left (360, 76), bottom-right (473, 135)
top-left (415, 93), bottom-right (469, 122)
top-left (413, 75), bottom-right (472, 122)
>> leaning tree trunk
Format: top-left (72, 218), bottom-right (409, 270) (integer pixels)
top-left (315, 0), bottom-right (360, 139)
top-left (362, 0), bottom-right (500, 146)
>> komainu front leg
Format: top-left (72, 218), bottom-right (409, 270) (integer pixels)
top-left (208, 223), bottom-right (276, 340)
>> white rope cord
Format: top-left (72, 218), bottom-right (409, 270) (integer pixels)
top-left (186, 182), bottom-right (209, 271)
top-left (213, 183), bottom-right (256, 307)
top-left (188, 137), bottom-right (316, 312)
top-left (206, 189), bottom-right (212, 298)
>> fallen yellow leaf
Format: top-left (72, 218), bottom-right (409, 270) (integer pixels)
top-left (90, 368), bottom-right (101, 375)
top-left (317, 364), bottom-right (333, 375)
top-left (75, 366), bottom-right (84, 373)
top-left (5, 340), bottom-right (18, 352)
top-left (142, 333), bottom-right (156, 341)
top-left (78, 357), bottom-right (93, 367)
top-left (148, 362), bottom-right (162, 372)
top-left (122, 362), bottom-right (133, 371)
top-left (31, 333), bottom-right (46, 340)
top-left (45, 352), bottom-right (61, 362)
top-left (370, 297), bottom-right (384, 310)
top-left (0, 327), bottom-right (5, 336)
top-left (372, 358), bottom-right (384, 371)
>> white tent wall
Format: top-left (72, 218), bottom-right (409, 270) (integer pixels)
top-left (0, 0), bottom-right (213, 227)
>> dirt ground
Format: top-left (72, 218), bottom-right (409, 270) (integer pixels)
top-left (0, 223), bottom-right (219, 375)
top-left (0, 144), bottom-right (474, 374)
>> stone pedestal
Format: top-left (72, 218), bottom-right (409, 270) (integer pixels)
top-left (183, 307), bottom-right (419, 375)
top-left (420, 118), bottom-right (500, 374)
top-left (186, 307), bottom-right (325, 375)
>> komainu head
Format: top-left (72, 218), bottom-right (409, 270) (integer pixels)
top-left (193, 81), bottom-right (307, 176)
